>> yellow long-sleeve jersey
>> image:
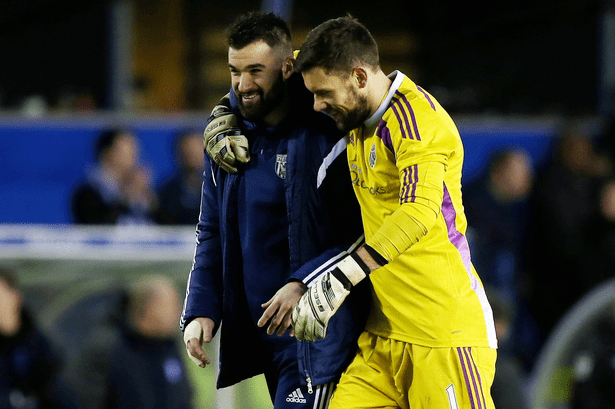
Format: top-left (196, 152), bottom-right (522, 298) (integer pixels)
top-left (348, 71), bottom-right (497, 349)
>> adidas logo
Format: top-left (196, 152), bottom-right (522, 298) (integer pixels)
top-left (286, 388), bottom-right (307, 404)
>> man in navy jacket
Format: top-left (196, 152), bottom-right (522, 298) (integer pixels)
top-left (180, 12), bottom-right (367, 409)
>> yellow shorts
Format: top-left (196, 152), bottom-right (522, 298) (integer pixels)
top-left (330, 332), bottom-right (497, 409)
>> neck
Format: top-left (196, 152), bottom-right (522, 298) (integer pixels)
top-left (368, 70), bottom-right (393, 117)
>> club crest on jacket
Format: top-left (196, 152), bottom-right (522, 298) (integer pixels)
top-left (275, 154), bottom-right (287, 179)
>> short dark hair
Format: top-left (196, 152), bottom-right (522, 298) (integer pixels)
top-left (95, 129), bottom-right (127, 162)
top-left (226, 11), bottom-right (292, 50)
top-left (295, 16), bottom-right (379, 74)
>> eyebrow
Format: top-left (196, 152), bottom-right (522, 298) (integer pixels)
top-left (312, 88), bottom-right (332, 96)
top-left (228, 63), bottom-right (266, 71)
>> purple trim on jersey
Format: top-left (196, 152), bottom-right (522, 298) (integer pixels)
top-left (401, 168), bottom-right (409, 203)
top-left (395, 91), bottom-right (422, 141)
top-left (442, 184), bottom-right (476, 289)
top-left (391, 98), bottom-right (410, 139)
top-left (401, 164), bottom-right (419, 204)
top-left (411, 165), bottom-right (418, 201)
top-left (377, 120), bottom-right (394, 152)
top-left (417, 85), bottom-right (436, 110)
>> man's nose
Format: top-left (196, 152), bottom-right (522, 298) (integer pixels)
top-left (237, 73), bottom-right (255, 94)
top-left (313, 96), bottom-right (327, 112)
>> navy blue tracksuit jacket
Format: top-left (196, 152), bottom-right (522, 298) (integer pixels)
top-left (180, 76), bottom-right (368, 392)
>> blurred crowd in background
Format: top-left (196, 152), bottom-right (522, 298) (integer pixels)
top-left (70, 128), bottom-right (205, 226)
top-left (2, 0), bottom-right (615, 408)
top-left (0, 266), bottom-right (194, 409)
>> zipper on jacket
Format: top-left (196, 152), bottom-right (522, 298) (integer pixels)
top-left (306, 376), bottom-right (313, 394)
top-left (303, 343), bottom-right (314, 394)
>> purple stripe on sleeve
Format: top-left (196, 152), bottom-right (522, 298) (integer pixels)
top-left (463, 347), bottom-right (483, 409)
top-left (400, 166), bottom-right (418, 204)
top-left (399, 168), bottom-right (410, 204)
top-left (457, 347), bottom-right (477, 409)
top-left (410, 164), bottom-right (418, 202)
top-left (397, 92), bottom-right (422, 142)
top-left (391, 100), bottom-right (410, 139)
top-left (377, 120), bottom-right (394, 151)
top-left (417, 85), bottom-right (436, 110)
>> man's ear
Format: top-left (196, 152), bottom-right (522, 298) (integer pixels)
top-left (353, 67), bottom-right (368, 88)
top-left (283, 57), bottom-right (294, 79)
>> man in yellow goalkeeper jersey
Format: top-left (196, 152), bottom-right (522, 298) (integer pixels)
top-left (291, 16), bottom-right (498, 409)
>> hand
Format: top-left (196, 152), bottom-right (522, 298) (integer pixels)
top-left (258, 281), bottom-right (307, 336)
top-left (292, 253), bottom-right (370, 341)
top-left (184, 317), bottom-right (215, 368)
top-left (204, 100), bottom-right (250, 173)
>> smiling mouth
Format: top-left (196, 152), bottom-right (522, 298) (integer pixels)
top-left (241, 93), bottom-right (259, 103)
top-left (328, 110), bottom-right (342, 121)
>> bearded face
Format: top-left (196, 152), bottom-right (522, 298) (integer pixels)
top-left (331, 88), bottom-right (371, 133)
top-left (228, 40), bottom-right (292, 125)
top-left (302, 66), bottom-right (374, 133)
top-left (236, 70), bottom-right (286, 122)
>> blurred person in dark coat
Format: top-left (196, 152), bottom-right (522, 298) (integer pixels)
top-left (71, 129), bottom-right (158, 225)
top-left (464, 149), bottom-right (534, 302)
top-left (527, 126), bottom-right (611, 344)
top-left (0, 267), bottom-right (64, 409)
top-left (155, 130), bottom-right (204, 225)
top-left (464, 149), bottom-right (540, 368)
top-left (65, 275), bottom-right (193, 409)
top-left (584, 179), bottom-right (615, 287)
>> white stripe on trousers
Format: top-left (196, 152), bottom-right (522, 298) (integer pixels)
top-left (313, 382), bottom-right (336, 409)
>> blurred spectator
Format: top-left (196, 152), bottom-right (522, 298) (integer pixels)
top-left (465, 149), bottom-right (533, 302)
top-left (486, 287), bottom-right (529, 409)
top-left (64, 274), bottom-right (193, 409)
top-left (527, 123), bottom-right (612, 344)
top-left (71, 129), bottom-right (158, 225)
top-left (155, 130), bottom-right (204, 225)
top-left (584, 179), bottom-right (615, 286)
top-left (464, 148), bottom-right (540, 366)
top-left (570, 302), bottom-right (615, 409)
top-left (0, 266), bottom-right (64, 409)
top-left (122, 164), bottom-right (159, 224)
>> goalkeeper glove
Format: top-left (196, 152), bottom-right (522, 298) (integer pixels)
top-left (204, 95), bottom-right (250, 173)
top-left (292, 252), bottom-right (371, 342)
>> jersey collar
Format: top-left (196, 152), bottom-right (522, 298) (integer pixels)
top-left (364, 71), bottom-right (405, 128)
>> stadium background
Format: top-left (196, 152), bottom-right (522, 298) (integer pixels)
top-left (0, 0), bottom-right (614, 408)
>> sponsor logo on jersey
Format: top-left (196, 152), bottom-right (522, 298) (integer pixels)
top-left (275, 154), bottom-right (287, 179)
top-left (350, 170), bottom-right (387, 195)
top-left (286, 387), bottom-right (307, 404)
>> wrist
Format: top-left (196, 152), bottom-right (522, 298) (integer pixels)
top-left (334, 252), bottom-right (371, 289)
